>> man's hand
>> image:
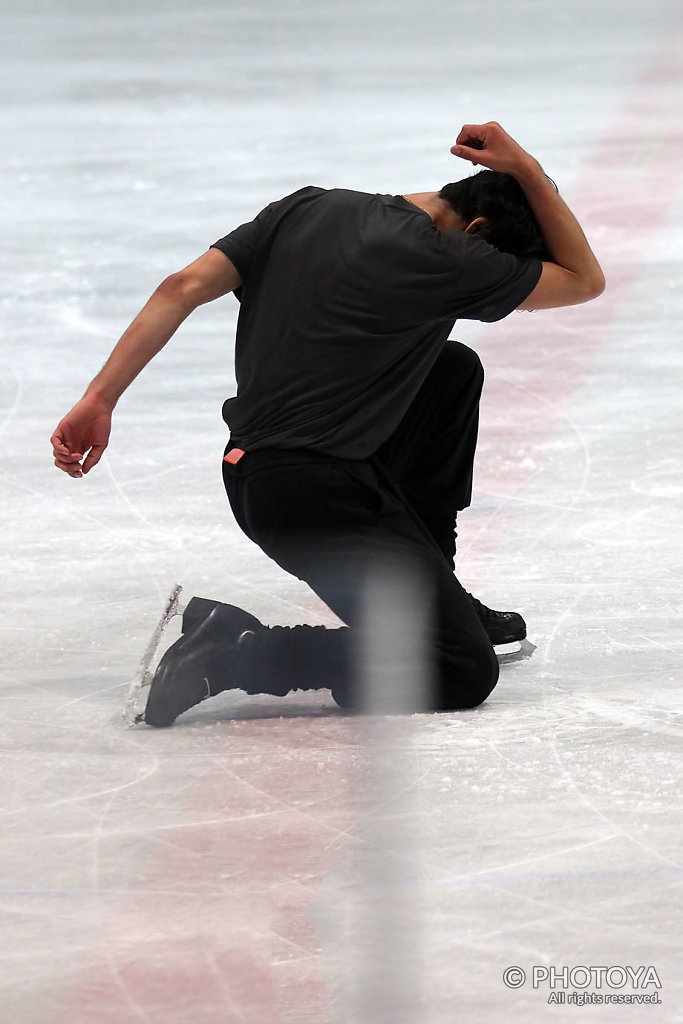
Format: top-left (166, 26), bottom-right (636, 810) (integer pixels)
top-left (450, 120), bottom-right (605, 310)
top-left (51, 392), bottom-right (112, 478)
top-left (451, 122), bottom-right (536, 176)
top-left (50, 250), bottom-right (243, 479)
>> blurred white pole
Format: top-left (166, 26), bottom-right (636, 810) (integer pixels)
top-left (343, 556), bottom-right (432, 1024)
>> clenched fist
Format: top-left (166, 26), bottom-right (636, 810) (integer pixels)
top-left (451, 121), bottom-right (536, 177)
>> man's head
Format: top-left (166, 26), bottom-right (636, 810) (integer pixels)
top-left (439, 170), bottom-right (553, 260)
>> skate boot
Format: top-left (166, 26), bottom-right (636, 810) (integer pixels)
top-left (467, 593), bottom-right (527, 646)
top-left (180, 596), bottom-right (227, 635)
top-left (144, 603), bottom-right (262, 727)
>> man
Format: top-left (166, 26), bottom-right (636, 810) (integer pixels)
top-left (51, 122), bottom-right (604, 726)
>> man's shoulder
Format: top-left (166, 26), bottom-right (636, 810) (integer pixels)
top-left (270, 186), bottom-right (411, 219)
top-left (269, 186), bottom-right (390, 230)
top-left (265, 185), bottom-right (366, 219)
top-left (287, 185), bottom-right (392, 205)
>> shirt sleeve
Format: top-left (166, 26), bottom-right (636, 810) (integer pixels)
top-left (210, 212), bottom-right (267, 280)
top-left (210, 186), bottom-right (326, 281)
top-left (436, 231), bottom-right (543, 323)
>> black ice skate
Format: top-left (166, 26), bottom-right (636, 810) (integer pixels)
top-left (144, 601), bottom-right (262, 728)
top-left (467, 593), bottom-right (527, 646)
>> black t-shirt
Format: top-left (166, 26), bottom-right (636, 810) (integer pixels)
top-left (211, 185), bottom-right (541, 459)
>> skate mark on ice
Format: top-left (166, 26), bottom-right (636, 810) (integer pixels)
top-left (474, 375), bottom-right (593, 554)
top-left (54, 679), bottom-right (134, 715)
top-left (609, 630), bottom-right (683, 658)
top-left (89, 785), bottom-right (157, 1024)
top-left (0, 364), bottom-right (23, 444)
top-left (0, 727), bottom-right (161, 821)
top-left (577, 694), bottom-right (683, 742)
top-left (541, 704), bottom-right (683, 873)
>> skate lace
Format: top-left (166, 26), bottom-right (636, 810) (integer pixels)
top-left (467, 593), bottom-right (507, 620)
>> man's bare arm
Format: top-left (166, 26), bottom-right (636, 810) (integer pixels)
top-left (51, 248), bottom-right (242, 477)
top-left (452, 122), bottom-right (605, 311)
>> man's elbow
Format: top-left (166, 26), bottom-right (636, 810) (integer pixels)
top-left (586, 268), bottom-right (606, 301)
top-left (565, 268), bottom-right (606, 306)
top-left (157, 252), bottom-right (243, 308)
top-left (568, 264), bottom-right (605, 305)
top-left (156, 271), bottom-right (205, 312)
top-left (561, 270), bottom-right (602, 305)
top-left (518, 265), bottom-right (606, 312)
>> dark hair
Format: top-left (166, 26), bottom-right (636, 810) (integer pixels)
top-left (439, 170), bottom-right (553, 260)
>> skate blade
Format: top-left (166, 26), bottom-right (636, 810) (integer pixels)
top-left (495, 638), bottom-right (537, 664)
top-left (123, 584), bottom-right (185, 726)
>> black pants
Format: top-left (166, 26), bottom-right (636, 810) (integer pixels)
top-left (221, 342), bottom-right (498, 711)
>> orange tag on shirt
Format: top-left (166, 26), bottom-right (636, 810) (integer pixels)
top-left (223, 448), bottom-right (245, 465)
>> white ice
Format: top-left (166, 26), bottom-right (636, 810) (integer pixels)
top-left (2, 0), bottom-right (683, 1021)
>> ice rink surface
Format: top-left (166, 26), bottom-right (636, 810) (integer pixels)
top-left (2, 0), bottom-right (683, 1020)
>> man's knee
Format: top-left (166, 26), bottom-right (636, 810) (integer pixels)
top-left (437, 640), bottom-right (499, 710)
top-left (437, 342), bottom-right (484, 391)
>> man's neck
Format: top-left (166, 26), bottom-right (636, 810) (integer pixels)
top-left (402, 192), bottom-right (466, 232)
